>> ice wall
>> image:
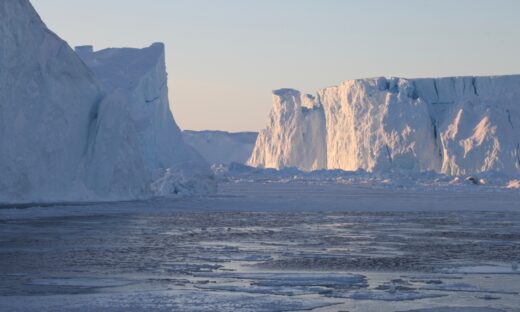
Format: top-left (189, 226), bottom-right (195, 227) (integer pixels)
top-left (76, 44), bottom-right (215, 199)
top-left (0, 0), bottom-right (102, 202)
top-left (248, 89), bottom-right (327, 171)
top-left (249, 76), bottom-right (520, 176)
top-left (319, 78), bottom-right (441, 172)
top-left (413, 76), bottom-right (520, 175)
top-left (0, 0), bottom-right (214, 203)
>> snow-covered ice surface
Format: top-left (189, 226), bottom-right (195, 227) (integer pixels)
top-left (1, 180), bottom-right (519, 311)
top-left (214, 162), bottom-right (520, 193)
top-left (182, 130), bottom-right (258, 165)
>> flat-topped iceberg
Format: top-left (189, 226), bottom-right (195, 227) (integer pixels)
top-left (249, 76), bottom-right (520, 176)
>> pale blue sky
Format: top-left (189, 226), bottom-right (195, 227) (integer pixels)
top-left (32, 0), bottom-right (520, 132)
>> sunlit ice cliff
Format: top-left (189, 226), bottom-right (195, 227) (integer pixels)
top-left (0, 0), bottom-right (214, 204)
top-left (248, 76), bottom-right (520, 176)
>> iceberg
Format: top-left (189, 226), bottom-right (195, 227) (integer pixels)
top-left (249, 76), bottom-right (520, 176)
top-left (76, 44), bottom-right (214, 199)
top-left (0, 0), bottom-right (214, 204)
top-left (248, 89), bottom-right (327, 171)
top-left (0, 0), bottom-right (102, 202)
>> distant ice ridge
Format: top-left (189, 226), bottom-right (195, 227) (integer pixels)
top-left (249, 76), bottom-right (520, 176)
top-left (182, 130), bottom-right (258, 165)
top-left (0, 0), bottom-right (214, 204)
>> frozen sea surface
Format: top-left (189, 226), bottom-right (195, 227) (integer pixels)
top-left (1, 182), bottom-right (519, 311)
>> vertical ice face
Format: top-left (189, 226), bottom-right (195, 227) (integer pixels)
top-left (247, 89), bottom-right (327, 171)
top-left (319, 77), bottom-right (440, 173)
top-left (0, 0), bottom-right (102, 202)
top-left (414, 75), bottom-right (520, 176)
top-left (251, 75), bottom-right (520, 176)
top-left (76, 44), bottom-right (214, 199)
top-left (0, 0), bottom-right (214, 203)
